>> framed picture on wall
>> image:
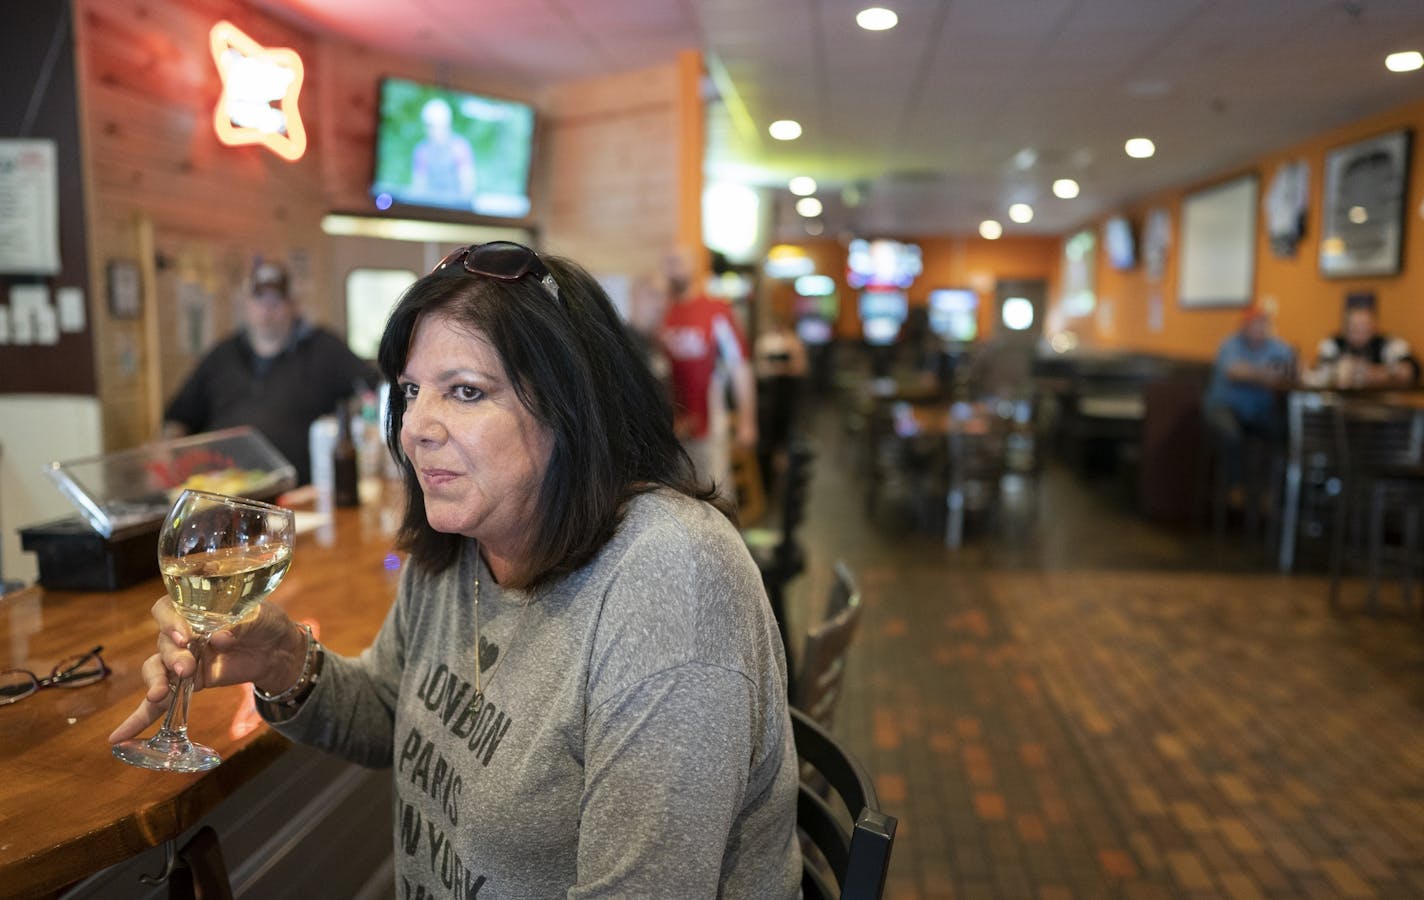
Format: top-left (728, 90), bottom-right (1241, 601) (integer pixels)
top-left (1178, 173), bottom-right (1258, 308)
top-left (1319, 128), bottom-right (1412, 278)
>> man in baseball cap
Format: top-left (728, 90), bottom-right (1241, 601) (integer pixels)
top-left (162, 256), bottom-right (377, 484)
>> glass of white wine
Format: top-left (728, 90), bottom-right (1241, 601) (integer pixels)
top-left (112, 489), bottom-right (294, 772)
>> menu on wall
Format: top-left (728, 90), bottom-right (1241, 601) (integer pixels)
top-left (0, 139), bottom-right (61, 274)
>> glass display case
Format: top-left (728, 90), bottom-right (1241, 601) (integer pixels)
top-left (45, 426), bottom-right (296, 539)
top-left (20, 427), bottom-right (296, 590)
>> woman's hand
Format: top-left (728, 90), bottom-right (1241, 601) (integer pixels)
top-left (107, 597), bottom-right (306, 743)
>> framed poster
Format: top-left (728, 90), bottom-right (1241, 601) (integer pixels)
top-left (1319, 129), bottom-right (1411, 277)
top-left (1178, 174), bottom-right (1258, 308)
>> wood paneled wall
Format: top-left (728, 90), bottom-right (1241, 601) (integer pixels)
top-left (72, 0), bottom-right (694, 453)
top-left (540, 57), bottom-right (692, 278)
top-left (74, 0), bottom-right (328, 451)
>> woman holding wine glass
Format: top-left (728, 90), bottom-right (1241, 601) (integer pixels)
top-left (110, 242), bottom-right (801, 898)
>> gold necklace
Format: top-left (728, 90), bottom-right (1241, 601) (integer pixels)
top-left (469, 543), bottom-right (533, 714)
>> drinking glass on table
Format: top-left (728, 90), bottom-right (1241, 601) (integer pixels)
top-left (112, 489), bottom-right (294, 772)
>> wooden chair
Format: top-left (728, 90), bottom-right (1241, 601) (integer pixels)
top-left (169, 826), bottom-right (235, 900)
top-left (1278, 391), bottom-right (1348, 573)
top-left (790, 706), bottom-right (898, 900)
top-left (1330, 396), bottom-right (1424, 611)
top-left (793, 561), bottom-right (862, 730)
top-left (944, 417), bottom-right (1007, 549)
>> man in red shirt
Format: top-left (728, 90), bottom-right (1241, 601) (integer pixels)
top-left (659, 249), bottom-right (757, 493)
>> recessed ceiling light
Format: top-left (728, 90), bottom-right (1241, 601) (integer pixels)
top-left (1125, 79), bottom-right (1171, 98)
top-left (979, 220), bottom-right (1003, 240)
top-left (1009, 203), bottom-right (1034, 224)
top-left (1013, 148), bottom-right (1038, 170)
top-left (769, 119), bottom-right (802, 141)
top-left (1386, 50), bottom-right (1424, 72)
top-left (856, 7), bottom-right (898, 31)
top-left (796, 197), bottom-right (824, 217)
top-left (789, 176), bottom-right (818, 196)
top-left (806, 220), bottom-right (825, 236)
top-left (1053, 179), bottom-right (1080, 199)
top-left (1125, 137), bottom-right (1156, 159)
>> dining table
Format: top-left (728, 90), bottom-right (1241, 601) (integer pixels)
top-left (880, 400), bottom-right (1005, 547)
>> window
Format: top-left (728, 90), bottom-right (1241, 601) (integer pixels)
top-left (346, 268), bottom-right (417, 359)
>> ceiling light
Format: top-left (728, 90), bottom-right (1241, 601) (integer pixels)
top-left (1013, 148), bottom-right (1037, 170)
top-left (1053, 179), bottom-right (1080, 199)
top-left (1125, 137), bottom-right (1156, 159)
top-left (1008, 203), bottom-right (1034, 224)
top-left (806, 220), bottom-right (825, 236)
top-left (856, 7), bottom-right (898, 31)
top-left (769, 119), bottom-right (802, 141)
top-left (1125, 79), bottom-right (1171, 98)
top-left (796, 197), bottom-right (824, 217)
top-left (979, 220), bottom-right (1003, 240)
top-left (789, 176), bottom-right (817, 196)
top-left (1386, 51), bottom-right (1424, 72)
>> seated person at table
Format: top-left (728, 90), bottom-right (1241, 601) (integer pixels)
top-left (161, 261), bottom-right (378, 485)
top-left (1203, 307), bottom-right (1295, 492)
top-left (113, 242), bottom-right (801, 898)
top-left (1311, 297), bottom-right (1420, 388)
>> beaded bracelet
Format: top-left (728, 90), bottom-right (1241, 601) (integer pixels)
top-left (254, 622), bottom-right (321, 708)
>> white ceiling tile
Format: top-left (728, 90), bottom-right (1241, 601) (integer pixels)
top-left (250, 0), bottom-right (1424, 233)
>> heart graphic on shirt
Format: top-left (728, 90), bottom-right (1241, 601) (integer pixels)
top-left (477, 635), bottom-right (499, 672)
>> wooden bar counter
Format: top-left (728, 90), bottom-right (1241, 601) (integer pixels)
top-left (0, 489), bottom-right (406, 899)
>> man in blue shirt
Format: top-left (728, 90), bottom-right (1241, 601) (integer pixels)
top-left (1203, 308), bottom-right (1295, 494)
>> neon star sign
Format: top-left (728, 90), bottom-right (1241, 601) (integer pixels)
top-left (209, 20), bottom-right (307, 161)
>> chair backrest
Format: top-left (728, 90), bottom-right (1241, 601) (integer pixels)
top-left (794, 561), bottom-right (863, 730)
top-left (1288, 390), bottom-right (1346, 473)
top-left (791, 706), bottom-right (897, 900)
top-left (1287, 390), bottom-right (1424, 477)
top-left (1337, 396), bottom-right (1424, 471)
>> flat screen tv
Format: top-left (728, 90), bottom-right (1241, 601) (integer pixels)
top-left (927, 288), bottom-right (978, 342)
top-left (859, 289), bottom-right (908, 346)
top-left (371, 76), bottom-right (536, 219)
top-left (846, 239), bottom-right (922, 289)
top-left (1104, 215), bottom-right (1136, 270)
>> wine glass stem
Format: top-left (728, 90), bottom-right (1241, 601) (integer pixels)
top-left (155, 634), bottom-right (207, 744)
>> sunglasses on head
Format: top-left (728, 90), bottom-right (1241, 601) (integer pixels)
top-left (431, 241), bottom-right (560, 301)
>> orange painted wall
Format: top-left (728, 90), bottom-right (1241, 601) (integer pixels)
top-left (1064, 96), bottom-right (1424, 363)
top-left (766, 236), bottom-right (1060, 340)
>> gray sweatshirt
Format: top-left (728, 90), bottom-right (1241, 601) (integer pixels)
top-left (267, 488), bottom-right (801, 899)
